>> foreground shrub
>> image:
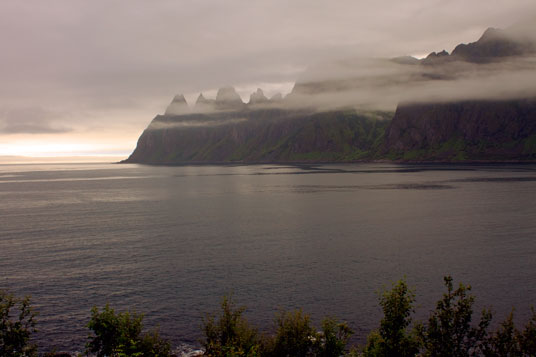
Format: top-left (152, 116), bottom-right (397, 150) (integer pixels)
top-left (202, 299), bottom-right (353, 357)
top-left (363, 279), bottom-right (419, 357)
top-left (86, 304), bottom-right (170, 357)
top-left (269, 309), bottom-right (316, 357)
top-left (315, 317), bottom-right (353, 357)
top-left (483, 308), bottom-right (536, 356)
top-left (416, 276), bottom-right (492, 356)
top-left (0, 290), bottom-right (37, 357)
top-left (201, 296), bottom-right (260, 356)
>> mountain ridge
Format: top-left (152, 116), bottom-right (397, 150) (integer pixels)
top-left (124, 26), bottom-right (536, 164)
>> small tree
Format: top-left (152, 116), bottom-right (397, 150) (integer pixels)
top-left (0, 290), bottom-right (37, 357)
top-left (201, 296), bottom-right (260, 356)
top-left (483, 310), bottom-right (520, 356)
top-left (269, 309), bottom-right (316, 357)
top-left (86, 304), bottom-right (170, 357)
top-left (483, 307), bottom-right (536, 356)
top-left (416, 275), bottom-right (492, 357)
top-left (518, 307), bottom-right (536, 355)
top-left (363, 279), bottom-right (419, 357)
top-left (314, 317), bottom-right (353, 357)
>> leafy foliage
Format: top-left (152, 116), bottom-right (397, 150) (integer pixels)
top-left (315, 318), bottom-right (353, 357)
top-left (0, 290), bottom-right (37, 357)
top-left (201, 299), bottom-right (353, 357)
top-left (201, 296), bottom-right (260, 356)
top-left (86, 304), bottom-right (170, 357)
top-left (363, 279), bottom-right (419, 357)
top-left (6, 276), bottom-right (536, 356)
top-left (416, 276), bottom-right (492, 357)
top-left (483, 307), bottom-right (536, 356)
top-left (517, 307), bottom-right (536, 355)
top-left (269, 309), bottom-right (316, 357)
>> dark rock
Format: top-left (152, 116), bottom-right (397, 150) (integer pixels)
top-left (165, 94), bottom-right (189, 115)
top-left (123, 109), bottom-right (391, 164)
top-left (383, 98), bottom-right (536, 161)
top-left (249, 88), bottom-right (269, 104)
top-left (215, 86), bottom-right (244, 109)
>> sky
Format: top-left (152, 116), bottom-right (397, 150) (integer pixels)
top-left (1, 0), bottom-right (536, 158)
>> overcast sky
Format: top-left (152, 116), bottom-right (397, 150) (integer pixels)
top-left (1, 0), bottom-right (535, 157)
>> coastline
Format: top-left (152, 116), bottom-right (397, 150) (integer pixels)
top-left (118, 158), bottom-right (536, 166)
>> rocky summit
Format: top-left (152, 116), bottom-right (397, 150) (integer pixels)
top-left (249, 88), bottom-right (269, 105)
top-left (164, 94), bottom-right (189, 115)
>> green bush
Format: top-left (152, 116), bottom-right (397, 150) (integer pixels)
top-left (517, 307), bottom-right (536, 355)
top-left (483, 307), bottom-right (536, 356)
top-left (363, 279), bottom-right (419, 357)
top-left (0, 290), bottom-right (37, 357)
top-left (315, 317), bottom-right (353, 357)
top-left (201, 296), bottom-right (260, 356)
top-left (269, 309), bottom-right (316, 357)
top-left (86, 304), bottom-right (170, 357)
top-left (416, 276), bottom-right (492, 356)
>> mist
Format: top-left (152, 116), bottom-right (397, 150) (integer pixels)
top-left (2, 0), bottom-right (536, 155)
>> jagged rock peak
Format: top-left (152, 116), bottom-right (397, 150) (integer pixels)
top-left (249, 88), bottom-right (268, 104)
top-left (195, 93), bottom-right (212, 105)
top-left (451, 26), bottom-right (534, 62)
top-left (216, 86), bottom-right (243, 105)
top-left (421, 49), bottom-right (451, 65)
top-left (171, 94), bottom-right (187, 104)
top-left (165, 94), bottom-right (189, 115)
top-left (479, 27), bottom-right (503, 42)
top-left (426, 50), bottom-right (449, 59)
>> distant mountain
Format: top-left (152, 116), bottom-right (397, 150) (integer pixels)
top-left (125, 88), bottom-right (390, 163)
top-left (124, 26), bottom-right (536, 164)
top-left (164, 94), bottom-right (189, 115)
top-left (420, 26), bottom-right (536, 65)
top-left (249, 88), bottom-right (269, 105)
top-left (382, 99), bottom-right (536, 161)
top-left (381, 25), bottom-right (536, 161)
top-left (451, 27), bottom-right (536, 62)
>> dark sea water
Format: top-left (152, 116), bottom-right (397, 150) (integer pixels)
top-left (1, 162), bottom-right (536, 353)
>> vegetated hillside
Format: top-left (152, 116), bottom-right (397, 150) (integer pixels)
top-left (382, 98), bottom-right (536, 161)
top-left (125, 107), bottom-right (390, 164)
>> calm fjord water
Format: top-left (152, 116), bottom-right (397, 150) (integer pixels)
top-left (1, 162), bottom-right (536, 352)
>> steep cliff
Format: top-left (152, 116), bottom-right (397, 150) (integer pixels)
top-left (380, 25), bottom-right (536, 161)
top-left (125, 106), bottom-right (390, 164)
top-left (383, 99), bottom-right (536, 161)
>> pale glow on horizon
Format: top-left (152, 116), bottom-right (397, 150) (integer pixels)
top-left (411, 53), bottom-right (429, 59)
top-left (0, 138), bottom-right (131, 157)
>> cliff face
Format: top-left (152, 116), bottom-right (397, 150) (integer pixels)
top-left (126, 97), bottom-right (536, 164)
top-left (125, 108), bottom-right (389, 163)
top-left (383, 99), bottom-right (536, 161)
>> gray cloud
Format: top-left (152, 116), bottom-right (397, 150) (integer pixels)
top-left (0, 107), bottom-right (72, 134)
top-left (1, 1), bottom-right (536, 153)
top-left (148, 118), bottom-right (247, 130)
top-left (282, 55), bottom-right (536, 112)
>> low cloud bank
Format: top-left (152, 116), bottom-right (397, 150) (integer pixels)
top-left (0, 107), bottom-right (72, 134)
top-left (147, 118), bottom-right (247, 130)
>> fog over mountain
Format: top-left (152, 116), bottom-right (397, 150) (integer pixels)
top-left (124, 23), bottom-right (536, 164)
top-left (1, 1), bottom-right (536, 156)
top-left (155, 22), bottom-right (536, 116)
